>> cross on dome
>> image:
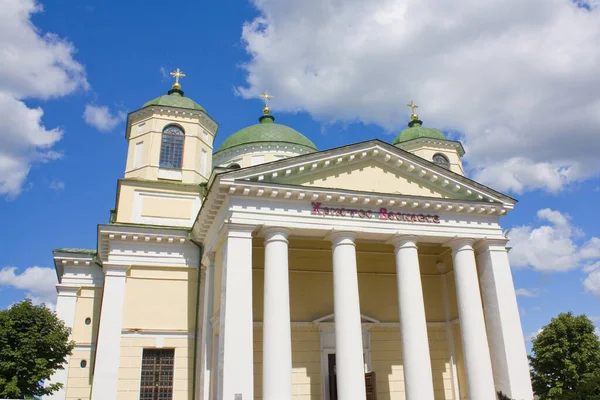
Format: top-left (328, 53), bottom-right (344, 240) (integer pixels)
top-left (259, 90), bottom-right (274, 115)
top-left (406, 100), bottom-right (419, 121)
top-left (170, 68), bottom-right (186, 89)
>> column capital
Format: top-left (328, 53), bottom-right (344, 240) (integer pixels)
top-left (102, 263), bottom-right (130, 277)
top-left (448, 238), bottom-right (475, 253)
top-left (56, 284), bottom-right (80, 297)
top-left (263, 227), bottom-right (290, 244)
top-left (390, 235), bottom-right (419, 250)
top-left (221, 223), bottom-right (256, 239)
top-left (327, 231), bottom-right (356, 247)
top-left (474, 238), bottom-right (510, 254)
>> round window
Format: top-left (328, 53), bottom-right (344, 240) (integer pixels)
top-left (85, 317), bottom-right (91, 325)
top-left (432, 153), bottom-right (450, 170)
top-left (80, 360), bottom-right (87, 368)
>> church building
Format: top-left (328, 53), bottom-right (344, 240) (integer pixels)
top-left (47, 70), bottom-right (534, 400)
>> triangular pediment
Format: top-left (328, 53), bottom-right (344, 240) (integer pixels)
top-left (221, 140), bottom-right (514, 206)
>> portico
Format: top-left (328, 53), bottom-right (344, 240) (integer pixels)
top-left (193, 139), bottom-right (533, 400)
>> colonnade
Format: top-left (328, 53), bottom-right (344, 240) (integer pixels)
top-left (210, 225), bottom-right (533, 400)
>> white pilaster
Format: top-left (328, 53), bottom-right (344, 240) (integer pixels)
top-left (476, 240), bottom-right (534, 399)
top-left (196, 252), bottom-right (215, 400)
top-left (391, 236), bottom-right (435, 400)
top-left (436, 262), bottom-right (461, 400)
top-left (90, 264), bottom-right (130, 400)
top-left (216, 224), bottom-right (255, 400)
top-left (330, 232), bottom-right (367, 400)
top-left (262, 227), bottom-right (293, 400)
top-left (45, 285), bottom-right (80, 400)
top-left (450, 239), bottom-right (496, 399)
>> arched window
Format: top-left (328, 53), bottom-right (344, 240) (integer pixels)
top-left (433, 153), bottom-right (450, 170)
top-left (160, 125), bottom-right (185, 169)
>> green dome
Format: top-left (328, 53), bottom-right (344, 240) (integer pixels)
top-left (143, 88), bottom-right (205, 112)
top-left (215, 114), bottom-right (317, 153)
top-left (392, 120), bottom-right (446, 145)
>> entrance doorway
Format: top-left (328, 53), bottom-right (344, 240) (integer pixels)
top-left (327, 354), bottom-right (377, 400)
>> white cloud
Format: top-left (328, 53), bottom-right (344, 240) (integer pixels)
top-left (516, 288), bottom-right (540, 297)
top-left (0, 266), bottom-right (57, 308)
top-left (0, 0), bottom-right (87, 198)
top-left (590, 316), bottom-right (600, 323)
top-left (49, 178), bottom-right (65, 192)
top-left (508, 208), bottom-right (600, 294)
top-left (239, 0), bottom-right (600, 193)
top-left (584, 269), bottom-right (600, 296)
top-left (508, 209), bottom-right (597, 271)
top-left (83, 104), bottom-right (126, 132)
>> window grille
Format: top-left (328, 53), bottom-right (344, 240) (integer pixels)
top-left (159, 125), bottom-right (184, 169)
top-left (139, 349), bottom-right (175, 400)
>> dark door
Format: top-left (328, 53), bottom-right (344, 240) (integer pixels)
top-left (328, 354), bottom-right (338, 400)
top-left (328, 354), bottom-right (377, 400)
top-left (365, 371), bottom-right (377, 400)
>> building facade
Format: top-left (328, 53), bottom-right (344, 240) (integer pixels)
top-left (47, 77), bottom-right (534, 400)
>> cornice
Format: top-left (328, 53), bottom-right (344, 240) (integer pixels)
top-left (126, 106), bottom-right (218, 140)
top-left (97, 224), bottom-right (191, 263)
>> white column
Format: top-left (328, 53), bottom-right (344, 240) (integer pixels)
top-left (476, 240), bottom-right (534, 400)
top-left (90, 264), bottom-right (130, 400)
top-left (216, 224), bottom-right (255, 400)
top-left (45, 285), bottom-right (80, 400)
top-left (330, 232), bottom-right (367, 400)
top-left (450, 239), bottom-right (496, 399)
top-left (392, 236), bottom-right (435, 400)
top-left (196, 252), bottom-right (215, 400)
top-left (436, 263), bottom-right (461, 400)
top-left (263, 228), bottom-right (293, 400)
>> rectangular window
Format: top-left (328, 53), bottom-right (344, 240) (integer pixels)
top-left (139, 349), bottom-right (174, 400)
top-left (202, 149), bottom-right (208, 176)
top-left (138, 123), bottom-right (145, 134)
top-left (133, 142), bottom-right (143, 169)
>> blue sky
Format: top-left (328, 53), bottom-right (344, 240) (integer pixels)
top-left (1, 0), bottom-right (599, 346)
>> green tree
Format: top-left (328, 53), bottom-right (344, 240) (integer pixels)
top-left (529, 312), bottom-right (600, 399)
top-left (0, 299), bottom-right (74, 398)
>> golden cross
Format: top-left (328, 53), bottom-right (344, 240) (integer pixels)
top-left (170, 68), bottom-right (186, 86)
top-left (259, 90), bottom-right (274, 108)
top-left (406, 100), bottom-right (419, 116)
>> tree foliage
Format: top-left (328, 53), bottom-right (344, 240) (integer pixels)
top-left (529, 312), bottom-right (600, 399)
top-left (0, 299), bottom-right (74, 398)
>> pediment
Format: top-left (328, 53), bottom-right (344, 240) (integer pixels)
top-left (222, 140), bottom-right (514, 206)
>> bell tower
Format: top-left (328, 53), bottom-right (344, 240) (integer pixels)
top-left (114, 69), bottom-right (218, 227)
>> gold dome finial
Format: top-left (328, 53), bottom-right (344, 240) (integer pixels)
top-left (259, 90), bottom-right (274, 115)
top-left (406, 100), bottom-right (419, 121)
top-left (170, 68), bottom-right (186, 90)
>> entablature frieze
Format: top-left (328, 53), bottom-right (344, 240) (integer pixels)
top-left (97, 224), bottom-right (200, 268)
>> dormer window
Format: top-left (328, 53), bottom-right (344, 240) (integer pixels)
top-left (160, 125), bottom-right (184, 169)
top-left (433, 153), bottom-right (450, 170)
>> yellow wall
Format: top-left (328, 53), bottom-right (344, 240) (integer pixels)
top-left (66, 349), bottom-right (95, 400)
top-left (285, 160), bottom-right (452, 198)
top-left (65, 287), bottom-right (102, 400)
top-left (115, 180), bottom-right (200, 225)
top-left (115, 266), bottom-right (197, 399)
top-left (122, 266), bottom-right (197, 331)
